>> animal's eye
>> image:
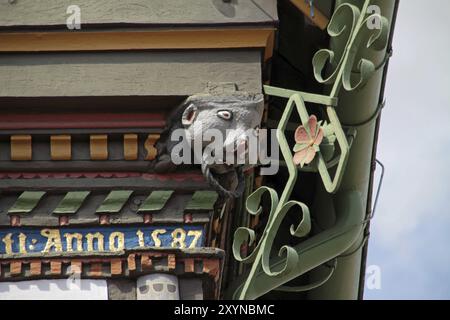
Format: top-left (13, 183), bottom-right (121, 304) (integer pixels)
top-left (217, 110), bottom-right (232, 120)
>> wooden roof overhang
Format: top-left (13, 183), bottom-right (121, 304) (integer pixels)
top-left (0, 1), bottom-right (278, 99)
top-left (0, 0), bottom-right (279, 298)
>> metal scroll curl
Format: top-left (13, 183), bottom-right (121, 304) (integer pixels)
top-left (313, 3), bottom-right (360, 85)
top-left (233, 186), bottom-right (311, 277)
top-left (313, 2), bottom-right (390, 95)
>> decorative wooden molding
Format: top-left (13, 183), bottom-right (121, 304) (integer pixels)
top-left (89, 263), bottom-right (103, 277)
top-left (290, 0), bottom-right (330, 30)
top-left (50, 261), bottom-right (62, 275)
top-left (59, 216), bottom-right (70, 226)
top-left (10, 215), bottom-right (20, 227)
top-left (71, 260), bottom-right (82, 274)
top-left (110, 259), bottom-right (122, 276)
top-left (0, 255), bottom-right (224, 288)
top-left (144, 134), bottom-right (159, 161)
top-left (30, 261), bottom-right (42, 276)
top-left (127, 254), bottom-right (136, 271)
top-left (90, 134), bottom-right (108, 160)
top-left (10, 261), bottom-right (22, 276)
top-left (99, 215), bottom-right (110, 225)
top-left (203, 259), bottom-right (220, 281)
top-left (50, 135), bottom-right (71, 160)
top-left (0, 113), bottom-right (166, 130)
top-left (0, 29), bottom-right (276, 61)
top-left (184, 259), bottom-right (195, 273)
top-left (123, 134), bottom-right (138, 161)
top-left (143, 213), bottom-right (152, 224)
top-left (10, 135), bottom-right (32, 161)
top-left (168, 254), bottom-right (176, 271)
top-left (141, 255), bottom-right (152, 271)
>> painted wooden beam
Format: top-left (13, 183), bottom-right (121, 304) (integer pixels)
top-left (50, 135), bottom-right (71, 161)
top-left (0, 113), bottom-right (166, 130)
top-left (123, 134), bottom-right (138, 161)
top-left (0, 29), bottom-right (275, 61)
top-left (10, 135), bottom-right (32, 161)
top-left (0, 51), bottom-right (262, 97)
top-left (144, 134), bottom-right (160, 161)
top-left (90, 134), bottom-right (108, 161)
top-left (0, 0), bottom-right (277, 27)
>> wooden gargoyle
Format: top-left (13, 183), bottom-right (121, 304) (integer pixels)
top-left (154, 92), bottom-right (264, 198)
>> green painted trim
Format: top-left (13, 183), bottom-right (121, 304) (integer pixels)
top-left (53, 191), bottom-right (90, 215)
top-left (8, 191), bottom-right (45, 214)
top-left (138, 191), bottom-right (174, 213)
top-left (96, 190), bottom-right (133, 214)
top-left (185, 191), bottom-right (218, 211)
top-left (263, 85), bottom-right (338, 106)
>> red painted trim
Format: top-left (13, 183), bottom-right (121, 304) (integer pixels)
top-left (0, 113), bottom-right (166, 129)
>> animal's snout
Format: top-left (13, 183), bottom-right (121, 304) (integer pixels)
top-left (224, 135), bottom-right (249, 153)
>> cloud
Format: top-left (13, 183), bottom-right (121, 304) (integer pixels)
top-left (365, 0), bottom-right (450, 299)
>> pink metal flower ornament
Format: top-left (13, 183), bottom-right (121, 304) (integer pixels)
top-left (293, 115), bottom-right (324, 167)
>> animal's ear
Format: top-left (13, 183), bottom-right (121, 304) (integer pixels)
top-left (182, 104), bottom-right (198, 126)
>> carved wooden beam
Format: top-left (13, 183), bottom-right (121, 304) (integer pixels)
top-left (0, 29), bottom-right (276, 61)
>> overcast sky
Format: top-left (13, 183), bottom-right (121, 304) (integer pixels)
top-left (365, 0), bottom-right (450, 299)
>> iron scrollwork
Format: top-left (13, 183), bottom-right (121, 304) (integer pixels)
top-left (231, 0), bottom-right (390, 300)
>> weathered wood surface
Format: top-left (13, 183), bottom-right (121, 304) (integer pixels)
top-left (0, 0), bottom-right (277, 27)
top-left (0, 50), bottom-right (262, 97)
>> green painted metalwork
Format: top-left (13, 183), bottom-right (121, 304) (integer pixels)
top-left (138, 191), bottom-right (174, 213)
top-left (185, 191), bottom-right (218, 211)
top-left (8, 191), bottom-right (46, 214)
top-left (230, 0), bottom-right (390, 300)
top-left (53, 191), bottom-right (90, 215)
top-left (96, 190), bottom-right (134, 214)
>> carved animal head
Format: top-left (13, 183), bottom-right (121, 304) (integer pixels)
top-left (181, 92), bottom-right (264, 158)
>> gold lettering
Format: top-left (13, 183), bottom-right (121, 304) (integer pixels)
top-left (64, 233), bottom-right (83, 252)
top-left (18, 233), bottom-right (27, 254)
top-left (171, 228), bottom-right (186, 249)
top-left (41, 229), bottom-right (63, 253)
top-left (86, 232), bottom-right (104, 252)
top-left (136, 230), bottom-right (145, 248)
top-left (109, 232), bottom-right (124, 252)
top-left (151, 229), bottom-right (166, 248)
top-left (187, 230), bottom-right (203, 248)
top-left (2, 233), bottom-right (13, 255)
